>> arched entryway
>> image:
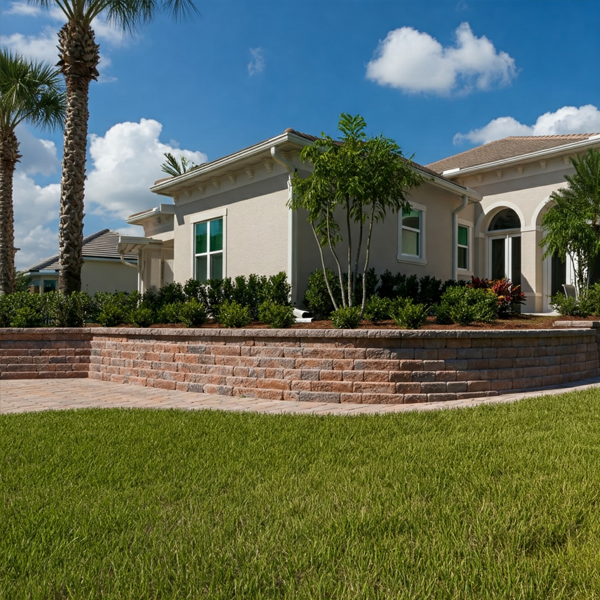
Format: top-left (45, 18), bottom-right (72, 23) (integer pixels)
top-left (487, 208), bottom-right (521, 287)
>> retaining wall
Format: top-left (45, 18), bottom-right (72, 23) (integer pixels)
top-left (1, 326), bottom-right (598, 404)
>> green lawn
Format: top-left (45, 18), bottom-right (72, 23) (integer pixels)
top-left (2, 393), bottom-right (600, 599)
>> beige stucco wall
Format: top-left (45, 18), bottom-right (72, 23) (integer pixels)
top-left (462, 155), bottom-right (574, 312)
top-left (81, 260), bottom-right (138, 295)
top-left (171, 171), bottom-right (290, 285)
top-left (295, 182), bottom-right (476, 306)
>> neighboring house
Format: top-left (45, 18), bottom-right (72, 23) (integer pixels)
top-left (25, 229), bottom-right (138, 294)
top-left (119, 129), bottom-right (481, 306)
top-left (427, 133), bottom-right (600, 312)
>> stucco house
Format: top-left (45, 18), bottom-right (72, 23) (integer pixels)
top-left (118, 129), bottom-right (481, 306)
top-left (427, 133), bottom-right (600, 312)
top-left (25, 229), bottom-right (138, 294)
top-left (119, 129), bottom-right (600, 313)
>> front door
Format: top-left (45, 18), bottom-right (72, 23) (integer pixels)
top-left (489, 234), bottom-right (521, 286)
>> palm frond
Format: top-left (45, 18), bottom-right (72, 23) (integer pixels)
top-left (0, 49), bottom-right (66, 132)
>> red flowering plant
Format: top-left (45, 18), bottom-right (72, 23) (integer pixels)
top-left (468, 277), bottom-right (526, 317)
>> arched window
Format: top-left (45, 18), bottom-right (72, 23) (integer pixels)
top-left (488, 209), bottom-right (521, 231)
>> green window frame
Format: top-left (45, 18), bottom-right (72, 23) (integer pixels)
top-left (194, 217), bottom-right (224, 282)
top-left (457, 225), bottom-right (469, 270)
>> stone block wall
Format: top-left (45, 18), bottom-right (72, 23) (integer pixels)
top-left (0, 329), bottom-right (91, 380)
top-left (87, 328), bottom-right (599, 404)
top-left (1, 327), bottom-right (598, 404)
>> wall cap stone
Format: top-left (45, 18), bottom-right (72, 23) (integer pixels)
top-left (0, 326), bottom-right (595, 340)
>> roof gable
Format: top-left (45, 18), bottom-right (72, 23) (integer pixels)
top-left (26, 229), bottom-right (137, 272)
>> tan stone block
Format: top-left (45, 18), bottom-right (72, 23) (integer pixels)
top-left (403, 394), bottom-right (428, 403)
top-left (362, 370), bottom-right (390, 382)
top-left (467, 380), bottom-right (490, 392)
top-left (353, 381), bottom-right (396, 394)
top-left (343, 370), bottom-right (364, 382)
top-left (361, 393), bottom-right (403, 404)
top-left (333, 359), bottom-right (355, 371)
top-left (312, 381), bottom-right (354, 393)
top-left (421, 382), bottom-right (447, 393)
top-left (291, 380), bottom-right (312, 391)
top-left (256, 378), bottom-right (291, 391)
top-left (447, 381), bottom-right (467, 393)
top-left (435, 370), bottom-right (456, 382)
top-left (340, 393), bottom-right (363, 404)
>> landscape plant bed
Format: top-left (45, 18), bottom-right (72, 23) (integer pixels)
top-left (3, 392), bottom-right (600, 598)
top-left (85, 314), bottom-right (600, 330)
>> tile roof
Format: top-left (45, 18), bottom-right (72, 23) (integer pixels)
top-left (26, 229), bottom-right (137, 272)
top-left (427, 134), bottom-right (600, 173)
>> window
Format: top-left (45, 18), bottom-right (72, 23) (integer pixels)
top-left (43, 280), bottom-right (57, 293)
top-left (398, 202), bottom-right (426, 264)
top-left (401, 208), bottom-right (421, 256)
top-left (457, 225), bottom-right (469, 270)
top-left (194, 218), bottom-right (223, 282)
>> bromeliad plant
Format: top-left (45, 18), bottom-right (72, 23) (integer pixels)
top-left (290, 113), bottom-right (423, 318)
top-left (469, 277), bottom-right (525, 317)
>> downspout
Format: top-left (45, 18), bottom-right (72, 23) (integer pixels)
top-left (452, 194), bottom-right (469, 280)
top-left (270, 146), bottom-right (297, 303)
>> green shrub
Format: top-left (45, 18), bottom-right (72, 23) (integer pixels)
top-left (303, 269), bottom-right (341, 320)
top-left (363, 296), bottom-right (391, 323)
top-left (437, 286), bottom-right (498, 325)
top-left (0, 292), bottom-right (48, 327)
top-left (129, 306), bottom-right (155, 328)
top-left (218, 300), bottom-right (252, 328)
top-left (550, 292), bottom-right (591, 317)
top-left (97, 304), bottom-right (127, 327)
top-left (156, 302), bottom-right (184, 324)
top-left (178, 299), bottom-right (207, 328)
top-left (49, 291), bottom-right (91, 327)
top-left (390, 298), bottom-right (430, 329)
top-left (330, 306), bottom-right (361, 329)
top-left (157, 282), bottom-right (185, 305)
top-left (258, 301), bottom-right (295, 328)
top-left (11, 306), bottom-right (45, 328)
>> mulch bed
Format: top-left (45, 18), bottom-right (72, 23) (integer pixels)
top-left (86, 315), bottom-right (599, 331)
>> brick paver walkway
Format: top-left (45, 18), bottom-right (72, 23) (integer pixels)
top-left (2, 377), bottom-right (600, 416)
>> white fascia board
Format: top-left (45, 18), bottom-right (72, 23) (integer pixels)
top-left (117, 236), bottom-right (163, 254)
top-left (150, 132), bottom-right (310, 196)
top-left (126, 203), bottom-right (176, 224)
top-left (149, 130), bottom-right (479, 201)
top-left (444, 137), bottom-right (600, 178)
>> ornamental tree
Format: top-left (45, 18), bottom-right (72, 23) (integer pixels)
top-left (290, 113), bottom-right (423, 316)
top-left (541, 149), bottom-right (600, 296)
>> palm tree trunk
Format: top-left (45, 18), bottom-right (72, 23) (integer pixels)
top-left (0, 129), bottom-right (20, 295)
top-left (57, 20), bottom-right (100, 294)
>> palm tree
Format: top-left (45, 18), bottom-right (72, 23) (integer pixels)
top-left (31, 0), bottom-right (198, 294)
top-left (160, 151), bottom-right (197, 177)
top-left (0, 50), bottom-right (65, 295)
top-left (542, 149), bottom-right (600, 295)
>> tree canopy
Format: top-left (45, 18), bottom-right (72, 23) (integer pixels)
top-left (541, 149), bottom-right (600, 295)
top-left (290, 113), bottom-right (424, 315)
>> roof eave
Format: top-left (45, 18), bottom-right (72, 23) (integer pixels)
top-left (441, 136), bottom-right (600, 178)
top-left (150, 132), bottom-right (312, 196)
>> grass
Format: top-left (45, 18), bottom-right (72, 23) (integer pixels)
top-left (2, 393), bottom-right (600, 599)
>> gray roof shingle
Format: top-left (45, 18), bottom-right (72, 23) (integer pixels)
top-left (26, 229), bottom-right (137, 272)
top-left (427, 134), bottom-right (600, 173)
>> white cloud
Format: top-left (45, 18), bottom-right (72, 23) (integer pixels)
top-left (0, 27), bottom-right (59, 65)
top-left (5, 2), bottom-right (43, 16)
top-left (0, 26), bottom-right (115, 81)
top-left (15, 125), bottom-right (60, 176)
top-left (366, 22), bottom-right (516, 95)
top-left (12, 172), bottom-right (60, 269)
top-left (454, 104), bottom-right (600, 145)
top-left (248, 47), bottom-right (265, 76)
top-left (85, 118), bottom-right (207, 219)
top-left (12, 119), bottom-right (206, 268)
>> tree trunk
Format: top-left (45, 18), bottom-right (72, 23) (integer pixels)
top-left (0, 129), bottom-right (20, 295)
top-left (57, 20), bottom-right (100, 294)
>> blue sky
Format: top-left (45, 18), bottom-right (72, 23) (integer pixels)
top-left (1, 0), bottom-right (600, 267)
